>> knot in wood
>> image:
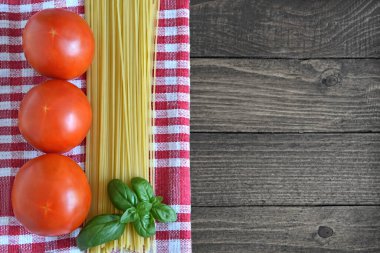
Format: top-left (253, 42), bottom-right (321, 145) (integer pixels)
top-left (318, 226), bottom-right (334, 238)
top-left (320, 69), bottom-right (342, 87)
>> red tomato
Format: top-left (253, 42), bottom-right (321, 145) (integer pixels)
top-left (22, 9), bottom-right (94, 80)
top-left (18, 79), bottom-right (92, 153)
top-left (12, 154), bottom-right (91, 236)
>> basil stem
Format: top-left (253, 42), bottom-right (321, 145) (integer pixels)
top-left (120, 207), bottom-right (138, 223)
top-left (151, 196), bottom-right (163, 205)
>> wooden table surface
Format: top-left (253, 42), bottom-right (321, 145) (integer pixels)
top-left (189, 1), bottom-right (380, 252)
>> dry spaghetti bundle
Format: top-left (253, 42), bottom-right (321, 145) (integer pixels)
top-left (84, 0), bottom-right (159, 252)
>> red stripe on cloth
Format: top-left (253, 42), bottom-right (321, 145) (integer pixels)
top-left (0, 225), bottom-right (19, 236)
top-left (31, 243), bottom-right (46, 252)
top-left (156, 150), bottom-right (189, 159)
top-left (176, 213), bottom-right (191, 222)
top-left (0, 93), bottom-right (23, 101)
top-left (155, 101), bottom-right (189, 110)
top-left (0, 176), bottom-right (14, 216)
top-left (0, 44), bottom-right (23, 53)
top-left (0, 28), bottom-right (23, 37)
top-left (0, 76), bottom-right (46, 85)
top-left (0, 142), bottom-right (31, 152)
top-left (0, 110), bottom-right (18, 119)
top-left (155, 167), bottom-right (191, 205)
top-left (155, 133), bottom-right (190, 143)
top-left (156, 230), bottom-right (192, 240)
top-left (156, 52), bottom-right (190, 61)
top-left (6, 245), bottom-right (18, 252)
top-left (156, 35), bottom-right (189, 44)
top-left (56, 238), bottom-right (74, 249)
top-left (0, 126), bottom-right (22, 135)
top-left (156, 68), bottom-right (189, 77)
top-left (0, 61), bottom-right (32, 69)
top-left (155, 84), bottom-right (190, 94)
top-left (160, 0), bottom-right (189, 10)
top-left (155, 117), bottom-right (190, 127)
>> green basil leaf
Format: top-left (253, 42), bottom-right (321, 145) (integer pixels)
top-left (151, 196), bottom-right (163, 205)
top-left (120, 207), bottom-right (138, 223)
top-left (133, 213), bottom-right (156, 238)
top-left (136, 201), bottom-right (152, 216)
top-left (76, 214), bottom-right (125, 251)
top-left (131, 177), bottom-right (154, 202)
top-left (108, 179), bottom-right (137, 211)
top-left (151, 203), bottom-right (177, 223)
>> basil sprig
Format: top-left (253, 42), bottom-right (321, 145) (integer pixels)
top-left (76, 177), bottom-right (177, 250)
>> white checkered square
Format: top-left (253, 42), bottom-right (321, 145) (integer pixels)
top-left (42, 1), bottom-right (55, 9)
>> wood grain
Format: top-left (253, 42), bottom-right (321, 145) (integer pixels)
top-left (191, 59), bottom-right (380, 132)
top-left (191, 133), bottom-right (380, 206)
top-left (190, 0), bottom-right (380, 58)
top-left (192, 206), bottom-right (380, 253)
top-left (190, 1), bottom-right (380, 251)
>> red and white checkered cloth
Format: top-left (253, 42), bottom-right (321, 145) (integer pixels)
top-left (0, 0), bottom-right (191, 252)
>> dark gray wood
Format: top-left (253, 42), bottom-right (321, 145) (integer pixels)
top-left (191, 133), bottom-right (380, 206)
top-left (192, 206), bottom-right (380, 253)
top-left (191, 59), bottom-right (380, 132)
top-left (191, 0), bottom-right (380, 58)
top-left (190, 1), bottom-right (380, 251)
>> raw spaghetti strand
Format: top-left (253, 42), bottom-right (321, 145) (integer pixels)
top-left (85, 0), bottom-right (159, 252)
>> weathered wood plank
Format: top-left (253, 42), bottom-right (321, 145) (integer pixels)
top-left (191, 59), bottom-right (380, 132)
top-left (191, 0), bottom-right (380, 58)
top-left (192, 206), bottom-right (380, 253)
top-left (191, 133), bottom-right (380, 206)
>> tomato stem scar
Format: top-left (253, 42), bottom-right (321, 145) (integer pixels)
top-left (41, 202), bottom-right (52, 215)
top-left (49, 28), bottom-right (57, 38)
